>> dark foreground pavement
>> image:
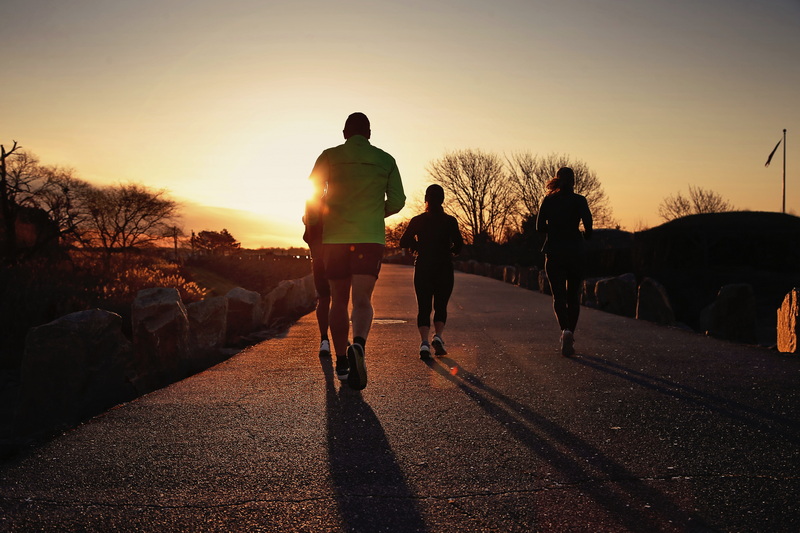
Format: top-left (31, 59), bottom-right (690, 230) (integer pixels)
top-left (1, 264), bottom-right (799, 532)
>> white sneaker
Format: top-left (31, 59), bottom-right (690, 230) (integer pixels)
top-left (319, 339), bottom-right (331, 357)
top-left (560, 330), bottom-right (574, 357)
top-left (419, 342), bottom-right (431, 360)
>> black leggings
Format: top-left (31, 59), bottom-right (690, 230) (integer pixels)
top-left (545, 251), bottom-right (584, 332)
top-left (414, 260), bottom-right (454, 327)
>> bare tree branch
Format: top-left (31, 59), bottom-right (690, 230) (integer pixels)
top-left (83, 183), bottom-right (180, 254)
top-left (427, 149), bottom-right (515, 244)
top-left (508, 152), bottom-right (616, 228)
top-left (658, 185), bottom-right (733, 222)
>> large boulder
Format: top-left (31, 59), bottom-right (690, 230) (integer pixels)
top-left (636, 277), bottom-right (675, 325)
top-left (538, 270), bottom-right (551, 295)
top-left (581, 277), bottom-right (602, 307)
top-left (264, 276), bottom-right (316, 328)
top-left (16, 309), bottom-right (136, 439)
top-left (294, 275), bottom-right (317, 313)
top-left (491, 265), bottom-right (506, 281)
top-left (699, 283), bottom-right (757, 343)
top-left (187, 296), bottom-right (228, 366)
top-left (503, 266), bottom-right (517, 284)
top-left (518, 266), bottom-right (538, 290)
top-left (595, 273), bottom-right (637, 317)
top-left (131, 287), bottom-right (190, 392)
top-left (226, 287), bottom-right (264, 342)
top-left (470, 262), bottom-right (485, 276)
top-left (777, 288), bottom-right (800, 353)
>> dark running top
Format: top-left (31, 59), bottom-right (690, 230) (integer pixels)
top-left (399, 211), bottom-right (464, 263)
top-left (536, 191), bottom-right (593, 254)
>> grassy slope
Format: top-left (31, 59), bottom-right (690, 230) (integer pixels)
top-left (182, 265), bottom-right (240, 297)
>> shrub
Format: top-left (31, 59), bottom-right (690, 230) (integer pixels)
top-left (1, 250), bottom-right (207, 368)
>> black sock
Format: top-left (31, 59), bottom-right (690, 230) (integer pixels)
top-left (321, 334), bottom-right (329, 341)
top-left (353, 336), bottom-right (366, 348)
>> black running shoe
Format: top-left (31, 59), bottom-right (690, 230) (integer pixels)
top-left (432, 335), bottom-right (447, 356)
top-left (347, 343), bottom-right (367, 390)
top-left (335, 356), bottom-right (349, 381)
top-left (419, 341), bottom-right (432, 360)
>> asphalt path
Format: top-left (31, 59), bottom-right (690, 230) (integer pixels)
top-left (1, 264), bottom-right (799, 532)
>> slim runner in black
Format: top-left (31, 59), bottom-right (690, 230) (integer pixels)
top-left (400, 184), bottom-right (464, 359)
top-left (536, 167), bottom-right (593, 356)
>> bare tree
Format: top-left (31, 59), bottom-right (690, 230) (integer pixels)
top-left (427, 149), bottom-right (516, 243)
top-left (84, 183), bottom-right (181, 254)
top-left (385, 218), bottom-right (410, 250)
top-left (658, 185), bottom-right (733, 221)
top-left (1, 141), bottom-right (23, 263)
top-left (508, 152), bottom-right (616, 228)
top-left (30, 165), bottom-right (96, 247)
top-left (506, 151), bottom-right (546, 222)
top-left (1, 147), bottom-right (40, 207)
top-left (658, 192), bottom-right (691, 221)
top-left (1, 146), bottom-right (99, 255)
top-left (0, 145), bottom-right (49, 262)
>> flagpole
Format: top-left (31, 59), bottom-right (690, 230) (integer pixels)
top-left (765, 130), bottom-right (787, 212)
top-left (783, 128), bottom-right (787, 214)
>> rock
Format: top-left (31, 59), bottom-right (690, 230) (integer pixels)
top-left (777, 288), bottom-right (799, 353)
top-left (518, 266), bottom-right (537, 290)
top-left (187, 296), bottom-right (228, 366)
top-left (636, 277), bottom-right (675, 325)
top-left (263, 282), bottom-right (290, 328)
top-left (503, 266), bottom-right (517, 284)
top-left (595, 273), bottom-right (637, 317)
top-left (16, 309), bottom-right (136, 439)
top-left (491, 265), bottom-right (506, 281)
top-left (538, 270), bottom-right (550, 295)
top-left (264, 276), bottom-right (316, 328)
top-left (581, 277), bottom-right (602, 307)
top-left (474, 263), bottom-right (486, 277)
top-left (131, 287), bottom-right (190, 392)
top-left (226, 287), bottom-right (264, 343)
top-left (700, 283), bottom-right (757, 343)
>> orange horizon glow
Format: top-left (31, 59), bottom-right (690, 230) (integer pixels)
top-left (3, 1), bottom-right (798, 249)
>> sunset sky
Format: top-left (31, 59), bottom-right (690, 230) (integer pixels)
top-left (4, 0), bottom-right (798, 248)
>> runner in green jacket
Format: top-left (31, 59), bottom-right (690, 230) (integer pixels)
top-left (307, 112), bottom-right (406, 389)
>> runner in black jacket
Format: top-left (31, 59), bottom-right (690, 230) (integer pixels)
top-left (400, 184), bottom-right (464, 359)
top-left (536, 167), bottom-right (593, 356)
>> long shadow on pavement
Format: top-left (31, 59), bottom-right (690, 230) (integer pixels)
top-left (572, 355), bottom-right (800, 443)
top-left (320, 356), bottom-right (428, 533)
top-left (427, 357), bottom-right (709, 533)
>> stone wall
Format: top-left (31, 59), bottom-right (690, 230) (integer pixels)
top-left (14, 274), bottom-right (316, 442)
top-left (453, 263), bottom-right (794, 345)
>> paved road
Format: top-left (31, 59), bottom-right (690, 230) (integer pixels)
top-left (1, 264), bottom-right (799, 532)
